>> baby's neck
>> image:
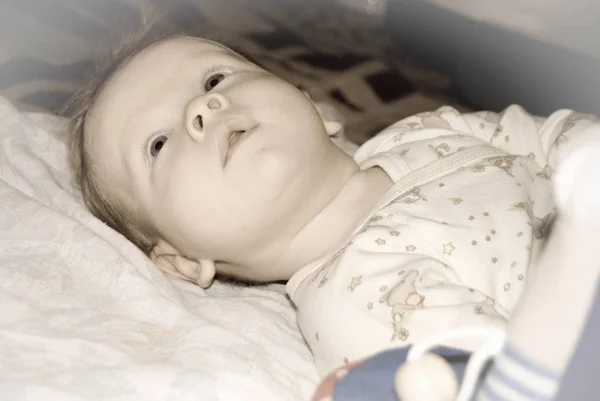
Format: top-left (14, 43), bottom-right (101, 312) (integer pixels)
top-left (277, 165), bottom-right (392, 277)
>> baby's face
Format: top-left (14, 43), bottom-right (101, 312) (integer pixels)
top-left (87, 37), bottom-right (342, 281)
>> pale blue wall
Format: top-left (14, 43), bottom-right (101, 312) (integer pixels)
top-left (386, 0), bottom-right (600, 115)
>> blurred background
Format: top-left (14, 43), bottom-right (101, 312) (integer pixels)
top-left (0, 0), bottom-right (598, 144)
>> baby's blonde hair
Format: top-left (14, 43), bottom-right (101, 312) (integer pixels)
top-left (65, 26), bottom-right (180, 255)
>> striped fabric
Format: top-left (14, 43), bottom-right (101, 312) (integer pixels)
top-left (0, 0), bottom-right (466, 144)
top-left (476, 344), bottom-right (559, 401)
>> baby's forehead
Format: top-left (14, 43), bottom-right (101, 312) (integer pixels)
top-left (141, 36), bottom-right (240, 63)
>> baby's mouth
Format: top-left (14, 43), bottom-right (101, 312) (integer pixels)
top-left (224, 128), bottom-right (254, 165)
top-left (228, 130), bottom-right (246, 149)
top-left (216, 115), bottom-right (259, 167)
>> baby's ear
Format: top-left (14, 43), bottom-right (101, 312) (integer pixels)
top-left (301, 90), bottom-right (344, 138)
top-left (150, 240), bottom-right (216, 288)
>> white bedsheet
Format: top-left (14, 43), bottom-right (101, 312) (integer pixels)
top-left (0, 97), bottom-right (318, 400)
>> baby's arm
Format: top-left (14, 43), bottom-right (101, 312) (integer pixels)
top-left (297, 251), bottom-right (509, 377)
top-left (369, 255), bottom-right (509, 351)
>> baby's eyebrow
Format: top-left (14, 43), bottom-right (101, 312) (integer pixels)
top-left (190, 47), bottom-right (231, 59)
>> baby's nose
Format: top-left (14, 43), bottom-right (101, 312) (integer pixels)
top-left (207, 98), bottom-right (222, 110)
top-left (185, 93), bottom-right (230, 141)
top-left (192, 98), bottom-right (223, 129)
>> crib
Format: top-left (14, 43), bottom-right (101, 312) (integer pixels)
top-left (0, 1), bottom-right (598, 400)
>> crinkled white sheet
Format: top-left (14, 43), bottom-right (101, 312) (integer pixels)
top-left (0, 97), bottom-right (318, 401)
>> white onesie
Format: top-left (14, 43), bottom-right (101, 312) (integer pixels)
top-left (285, 105), bottom-right (598, 376)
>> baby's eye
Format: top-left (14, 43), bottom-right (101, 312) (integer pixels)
top-left (204, 73), bottom-right (226, 92)
top-left (150, 135), bottom-right (168, 158)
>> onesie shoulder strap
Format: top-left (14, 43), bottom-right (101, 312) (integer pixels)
top-left (358, 145), bottom-right (509, 232)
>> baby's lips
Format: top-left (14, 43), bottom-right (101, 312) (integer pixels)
top-left (222, 115), bottom-right (259, 136)
top-left (212, 115), bottom-right (259, 165)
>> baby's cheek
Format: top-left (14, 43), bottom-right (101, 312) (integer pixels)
top-left (239, 148), bottom-right (295, 193)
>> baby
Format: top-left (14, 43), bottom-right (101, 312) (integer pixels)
top-left (67, 33), bottom-right (600, 380)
